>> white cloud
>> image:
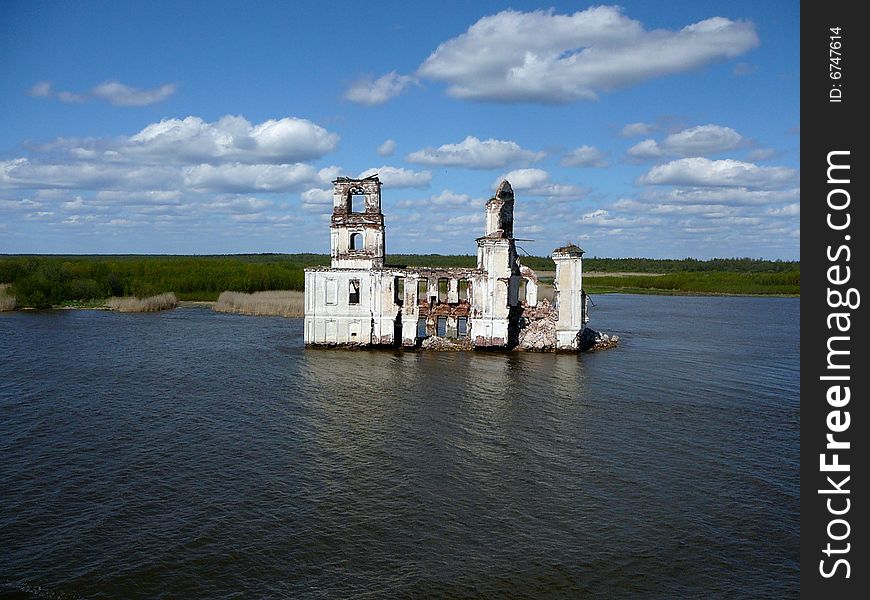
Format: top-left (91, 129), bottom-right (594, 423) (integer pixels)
top-left (417, 7), bottom-right (758, 103)
top-left (92, 81), bottom-right (176, 106)
top-left (767, 203), bottom-right (800, 217)
top-left (560, 145), bottom-right (608, 167)
top-left (0, 115), bottom-right (340, 199)
top-left (300, 188), bottom-right (333, 205)
top-left (358, 166), bottom-right (432, 188)
top-left (377, 139), bottom-right (396, 157)
top-left (620, 122), bottom-right (658, 137)
top-left (497, 168), bottom-right (549, 190)
top-left (317, 166), bottom-right (343, 184)
top-left (638, 158), bottom-right (797, 189)
top-left (407, 136), bottom-right (543, 169)
top-left (430, 190), bottom-right (474, 205)
top-left (627, 139), bottom-right (664, 159)
top-left (28, 81), bottom-right (53, 97)
top-left (344, 71), bottom-right (416, 105)
top-left (496, 168), bottom-right (586, 199)
top-left (27, 80), bottom-right (176, 106)
top-left (183, 163), bottom-right (318, 193)
top-left (202, 196), bottom-right (274, 213)
top-left (1, 157), bottom-right (182, 191)
top-left (660, 124), bottom-right (742, 155)
top-left (644, 187), bottom-right (800, 207)
top-left (126, 115), bottom-right (339, 164)
top-left (446, 213), bottom-right (485, 225)
top-left (628, 125), bottom-right (742, 160)
top-left (94, 190), bottom-right (183, 205)
top-left (577, 208), bottom-right (659, 228)
top-left (58, 91), bottom-right (86, 103)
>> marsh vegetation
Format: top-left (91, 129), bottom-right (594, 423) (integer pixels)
top-left (213, 290), bottom-right (304, 317)
top-left (106, 293), bottom-right (179, 312)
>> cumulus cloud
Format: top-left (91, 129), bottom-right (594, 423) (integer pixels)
top-left (628, 125), bottom-right (742, 159)
top-left (660, 125), bottom-right (742, 155)
top-left (406, 136), bottom-right (543, 169)
top-left (620, 122), bottom-right (658, 137)
top-left (496, 168), bottom-right (586, 199)
top-left (27, 80), bottom-right (176, 106)
top-left (628, 139), bottom-right (665, 159)
top-left (344, 71), bottom-right (416, 105)
top-left (301, 188), bottom-right (333, 205)
top-left (125, 115), bottom-right (339, 164)
top-left (417, 7), bottom-right (758, 103)
top-left (0, 115), bottom-right (340, 198)
top-left (638, 158), bottom-right (797, 189)
top-left (377, 139), bottom-right (396, 157)
top-left (1, 157), bottom-right (182, 191)
top-left (358, 166), bottom-right (431, 188)
top-left (560, 145), bottom-right (609, 167)
top-left (183, 163), bottom-right (318, 193)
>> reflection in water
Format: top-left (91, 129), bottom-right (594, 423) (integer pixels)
top-left (0, 295), bottom-right (799, 598)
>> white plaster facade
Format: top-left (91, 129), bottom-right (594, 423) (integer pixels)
top-left (303, 176), bottom-right (588, 350)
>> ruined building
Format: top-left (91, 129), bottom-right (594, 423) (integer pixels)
top-left (303, 175), bottom-right (589, 351)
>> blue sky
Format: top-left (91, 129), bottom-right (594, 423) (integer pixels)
top-left (1, 0), bottom-right (799, 259)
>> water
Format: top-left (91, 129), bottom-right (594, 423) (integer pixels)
top-left (0, 295), bottom-right (799, 599)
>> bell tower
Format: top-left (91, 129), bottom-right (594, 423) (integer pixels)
top-left (330, 175), bottom-right (385, 269)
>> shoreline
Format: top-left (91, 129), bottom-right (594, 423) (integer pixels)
top-left (1, 290), bottom-right (801, 314)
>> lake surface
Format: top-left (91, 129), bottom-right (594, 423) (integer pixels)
top-left (0, 295), bottom-right (799, 599)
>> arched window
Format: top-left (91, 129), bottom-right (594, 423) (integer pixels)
top-left (350, 232), bottom-right (362, 250)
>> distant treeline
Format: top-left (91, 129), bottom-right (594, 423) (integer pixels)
top-left (390, 254), bottom-right (800, 273)
top-left (0, 254), bottom-right (800, 307)
top-left (0, 255), bottom-right (309, 308)
top-left (582, 256), bottom-right (799, 273)
top-left (584, 271), bottom-right (800, 296)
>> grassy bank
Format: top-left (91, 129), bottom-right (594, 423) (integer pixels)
top-left (0, 254), bottom-right (799, 308)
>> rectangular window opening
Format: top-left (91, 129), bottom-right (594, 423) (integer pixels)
top-left (458, 279), bottom-right (468, 301)
top-left (348, 279), bottom-right (360, 305)
top-left (457, 317), bottom-right (468, 338)
top-left (394, 276), bottom-right (404, 306)
top-left (437, 278), bottom-right (449, 303)
top-left (417, 278), bottom-right (428, 303)
top-left (436, 316), bottom-right (447, 337)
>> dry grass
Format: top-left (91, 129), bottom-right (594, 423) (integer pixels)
top-left (0, 283), bottom-right (16, 311)
top-left (106, 292), bottom-right (178, 312)
top-left (213, 290), bottom-right (304, 317)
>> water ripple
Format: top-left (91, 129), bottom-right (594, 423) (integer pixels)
top-left (0, 297), bottom-right (799, 598)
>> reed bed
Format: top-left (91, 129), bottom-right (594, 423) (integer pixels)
top-left (0, 284), bottom-right (16, 311)
top-left (213, 290), bottom-right (304, 317)
top-left (106, 292), bottom-right (178, 312)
